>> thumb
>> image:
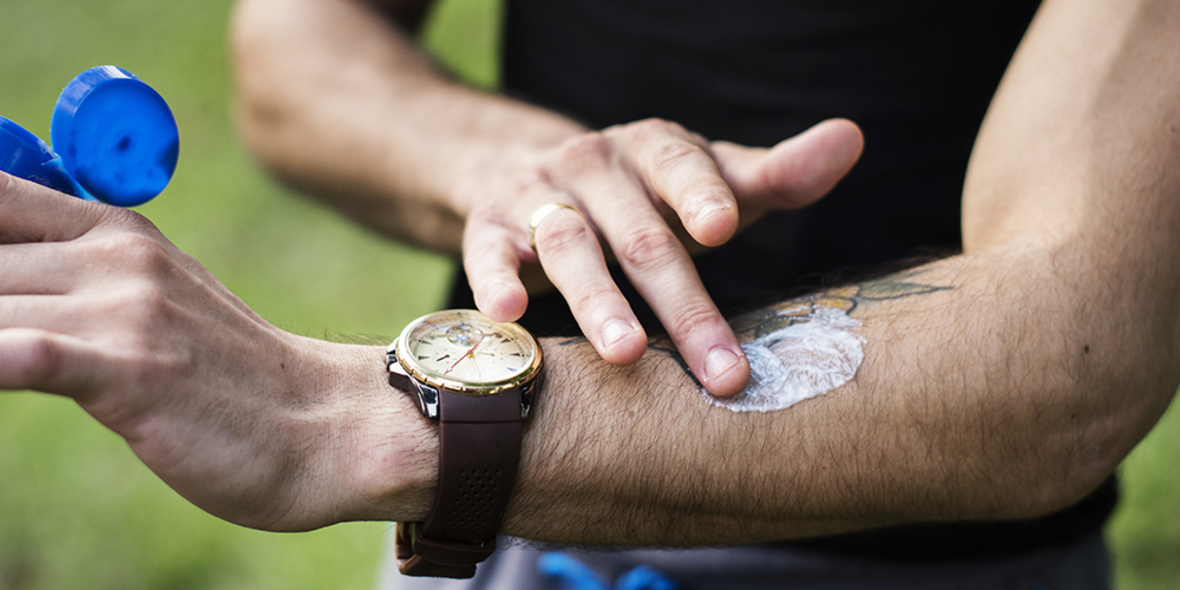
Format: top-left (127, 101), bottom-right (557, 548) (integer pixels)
top-left (0, 171), bottom-right (111, 244)
top-left (713, 118), bottom-right (864, 210)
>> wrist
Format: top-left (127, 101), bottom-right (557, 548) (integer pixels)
top-left (305, 339), bottom-right (439, 524)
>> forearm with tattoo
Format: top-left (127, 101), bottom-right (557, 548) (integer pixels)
top-left (493, 243), bottom-right (1176, 547)
top-left (651, 270), bottom-right (954, 412)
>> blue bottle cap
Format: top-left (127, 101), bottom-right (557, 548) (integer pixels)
top-left (50, 66), bottom-right (179, 207)
top-left (0, 115), bottom-right (80, 196)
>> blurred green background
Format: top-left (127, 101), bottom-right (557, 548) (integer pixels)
top-left (0, 0), bottom-right (1176, 588)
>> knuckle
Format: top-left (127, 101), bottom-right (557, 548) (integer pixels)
top-left (106, 285), bottom-right (178, 361)
top-left (95, 281), bottom-right (172, 335)
top-left (463, 204), bottom-right (500, 238)
top-left (648, 141), bottom-right (705, 176)
top-left (627, 118), bottom-right (680, 138)
top-left (91, 231), bottom-right (168, 272)
top-left (119, 282), bottom-right (169, 315)
top-left (617, 225), bottom-right (680, 271)
top-left (0, 171), bottom-right (16, 200)
top-left (463, 241), bottom-right (511, 282)
top-left (665, 301), bottom-right (722, 342)
top-left (0, 173), bottom-right (42, 213)
top-left (100, 207), bottom-right (163, 239)
top-left (107, 207), bottom-right (154, 230)
top-left (20, 333), bottom-right (64, 385)
top-left (536, 213), bottom-right (593, 254)
top-left (555, 132), bottom-right (612, 171)
top-left (571, 284), bottom-right (620, 314)
top-left (511, 167), bottom-right (555, 192)
top-left (684, 129), bottom-right (709, 146)
top-left (683, 176), bottom-right (732, 205)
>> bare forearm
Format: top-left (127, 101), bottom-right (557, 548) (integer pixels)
top-left (348, 237), bottom-right (1173, 545)
top-left (231, 0), bottom-right (584, 250)
top-left (359, 239), bottom-right (1173, 545)
top-left (477, 244), bottom-right (1173, 546)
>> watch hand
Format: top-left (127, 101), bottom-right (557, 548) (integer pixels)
top-left (445, 339), bottom-right (486, 375)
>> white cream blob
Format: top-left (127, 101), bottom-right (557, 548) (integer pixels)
top-left (705, 307), bottom-right (865, 412)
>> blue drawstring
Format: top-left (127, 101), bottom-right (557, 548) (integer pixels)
top-left (538, 552), bottom-right (680, 590)
top-left (537, 553), bottom-right (609, 590)
top-left (613, 565), bottom-right (680, 590)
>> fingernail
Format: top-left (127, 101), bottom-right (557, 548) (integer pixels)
top-left (601, 319), bottom-right (637, 348)
top-left (704, 347), bottom-right (740, 381)
top-left (695, 202), bottom-right (730, 226)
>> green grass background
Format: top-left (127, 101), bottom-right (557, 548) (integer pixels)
top-left (0, 1), bottom-right (1176, 588)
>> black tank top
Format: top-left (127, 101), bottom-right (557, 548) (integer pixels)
top-left (447, 0), bottom-right (1118, 559)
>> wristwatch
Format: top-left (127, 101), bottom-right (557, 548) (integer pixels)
top-left (386, 309), bottom-right (542, 578)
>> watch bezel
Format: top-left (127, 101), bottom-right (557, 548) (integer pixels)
top-left (393, 309), bottom-right (543, 396)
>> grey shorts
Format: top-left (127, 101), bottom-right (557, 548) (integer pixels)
top-left (377, 533), bottom-right (1109, 590)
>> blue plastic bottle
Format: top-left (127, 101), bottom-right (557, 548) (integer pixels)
top-left (0, 66), bottom-right (178, 206)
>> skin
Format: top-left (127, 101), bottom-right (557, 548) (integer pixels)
top-left (0, 0), bottom-right (1178, 549)
top-left (229, 0), bottom-right (867, 396)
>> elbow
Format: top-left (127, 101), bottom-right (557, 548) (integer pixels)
top-left (1015, 418), bottom-right (1125, 520)
top-left (228, 0), bottom-right (297, 173)
top-left (979, 423), bottom-right (1121, 522)
top-left (230, 91), bottom-right (288, 179)
top-left (229, 0), bottom-right (274, 160)
top-left (997, 272), bottom-right (1180, 519)
top-left (1005, 376), bottom-right (1176, 520)
top-left (228, 0), bottom-right (268, 123)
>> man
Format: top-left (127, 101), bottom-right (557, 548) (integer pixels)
top-left (227, 0), bottom-right (1178, 587)
top-left (0, 0), bottom-right (1177, 588)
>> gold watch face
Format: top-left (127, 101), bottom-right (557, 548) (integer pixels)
top-left (396, 309), bottom-right (542, 394)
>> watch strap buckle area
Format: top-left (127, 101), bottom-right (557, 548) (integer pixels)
top-left (395, 521), bottom-right (496, 578)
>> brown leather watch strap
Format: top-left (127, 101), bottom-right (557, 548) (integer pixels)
top-left (397, 388), bottom-right (523, 578)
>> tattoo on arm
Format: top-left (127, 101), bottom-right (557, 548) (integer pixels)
top-left (648, 267), bottom-right (954, 386)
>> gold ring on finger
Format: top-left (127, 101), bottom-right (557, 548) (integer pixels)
top-left (528, 203), bottom-right (584, 253)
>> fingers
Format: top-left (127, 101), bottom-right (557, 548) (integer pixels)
top-left (464, 188), bottom-right (649, 366)
top-left (463, 212), bottom-right (530, 323)
top-left (529, 203), bottom-right (648, 365)
top-left (461, 118), bottom-right (860, 396)
top-left (0, 328), bottom-right (110, 399)
top-left (627, 121), bottom-right (740, 248)
top-left (576, 172), bottom-right (750, 396)
top-left (0, 171), bottom-right (110, 244)
top-left (0, 292), bottom-right (143, 341)
top-left (462, 122), bottom-right (756, 392)
top-left (550, 124), bottom-right (749, 393)
top-left (712, 119), bottom-right (864, 210)
top-left (0, 242), bottom-right (80, 294)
